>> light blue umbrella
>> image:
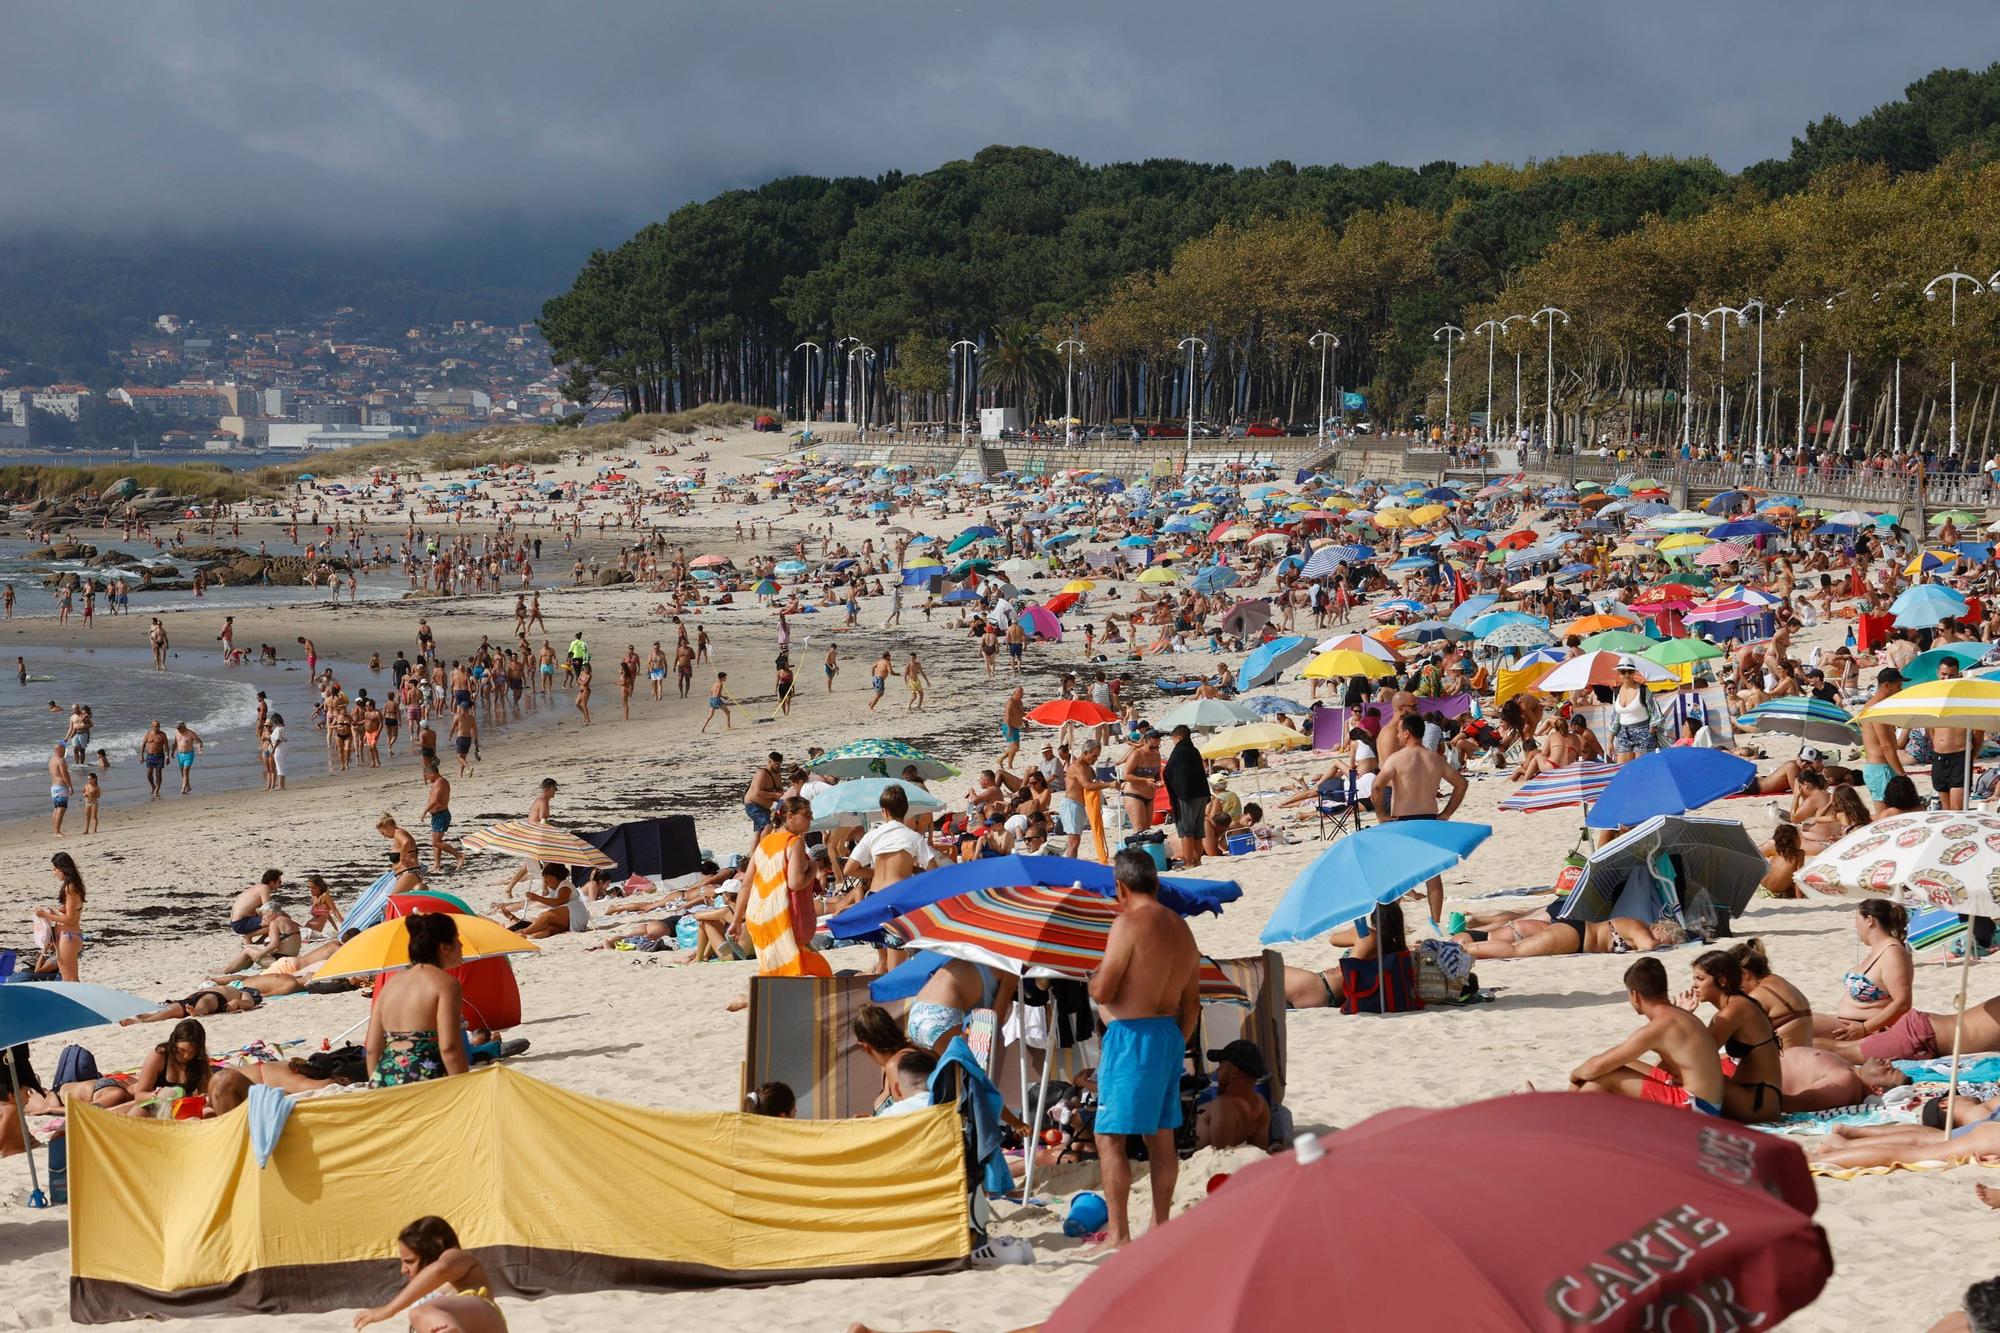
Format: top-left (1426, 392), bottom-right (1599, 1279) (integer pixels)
top-left (807, 777), bottom-right (944, 830)
top-left (1236, 635), bottom-right (1313, 691)
top-left (1240, 694), bottom-right (1311, 716)
top-left (1190, 565), bottom-right (1240, 594)
top-left (1902, 644), bottom-right (1992, 685)
top-left (1261, 821), bottom-right (1492, 944)
top-left (1891, 583), bottom-right (1969, 629)
top-left (2, 981), bottom-right (153, 1205)
top-left (774, 560), bottom-right (808, 577)
top-left (1156, 696), bottom-right (1258, 731)
top-left (1736, 696), bottom-right (1859, 745)
top-left (1446, 594), bottom-right (1502, 627)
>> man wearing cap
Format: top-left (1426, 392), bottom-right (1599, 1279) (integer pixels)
top-left (1196, 1040), bottom-right (1271, 1150)
top-left (1860, 667), bottom-right (1908, 807)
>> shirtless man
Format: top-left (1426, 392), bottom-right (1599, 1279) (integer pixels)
top-left (839, 784), bottom-right (935, 972)
top-left (745, 751), bottom-right (783, 836)
top-left (1931, 657), bottom-right (1980, 811)
top-left (869, 650), bottom-right (892, 712)
top-left (1001, 687), bottom-right (1027, 771)
top-left (1779, 1046), bottom-right (1909, 1113)
top-left (1370, 692), bottom-right (1420, 814)
top-left (172, 721), bottom-right (205, 795)
top-left (148, 617), bottom-right (169, 669)
top-left (47, 743), bottom-right (71, 836)
top-left (376, 813), bottom-right (426, 892)
top-left (1370, 712), bottom-right (1467, 927)
top-left (1088, 849), bottom-right (1201, 1248)
top-left (1566, 957), bottom-right (1727, 1116)
top-left (228, 869), bottom-right (283, 938)
top-left (1062, 740), bottom-right (1114, 860)
top-left (449, 702), bottom-right (479, 776)
top-left (217, 899), bottom-right (302, 975)
top-left (674, 639), bottom-right (696, 698)
top-left (1195, 1040), bottom-right (1271, 1150)
top-left (1857, 666), bottom-right (1908, 809)
top-left (138, 720), bottom-right (169, 799)
top-left (421, 765), bottom-right (467, 872)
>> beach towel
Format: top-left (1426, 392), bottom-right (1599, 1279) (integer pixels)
top-left (246, 1084), bottom-right (295, 1169)
top-left (929, 1036), bottom-right (1012, 1198)
top-left (742, 828), bottom-right (830, 978)
top-left (1900, 1058), bottom-right (2000, 1084)
top-left (1755, 1104), bottom-right (1902, 1138)
top-left (1082, 786), bottom-right (1108, 864)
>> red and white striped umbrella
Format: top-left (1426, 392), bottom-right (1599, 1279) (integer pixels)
top-left (1497, 762), bottom-right (1621, 813)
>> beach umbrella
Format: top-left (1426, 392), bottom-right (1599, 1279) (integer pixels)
top-left (807, 777), bottom-right (945, 830)
top-left (1313, 632), bottom-right (1402, 661)
top-left (1708, 519), bottom-right (1783, 541)
top-left (1198, 722), bottom-right (1311, 759)
top-left (1026, 699), bottom-right (1117, 728)
top-left (1043, 591), bottom-right (1081, 615)
top-left (1300, 648), bottom-right (1395, 680)
top-left (1557, 613), bottom-right (1635, 637)
top-left (1156, 697), bottom-right (1258, 731)
top-left (1584, 749), bottom-right (1757, 830)
top-left (1043, 1092), bottom-right (1829, 1333)
top-left (1446, 594), bottom-right (1503, 626)
top-left (1236, 635), bottom-right (1313, 691)
top-left (1853, 677), bottom-right (2000, 729)
top-left (825, 855), bottom-right (1240, 943)
top-left (1892, 582), bottom-right (1969, 628)
top-left (1683, 597), bottom-right (1762, 625)
top-left (1061, 578), bottom-right (1098, 593)
top-left (1736, 697), bottom-right (1860, 745)
top-left (1578, 629), bottom-right (1654, 654)
top-left (1931, 510), bottom-right (1983, 526)
top-left (1496, 761), bottom-right (1620, 813)
top-left (1, 981), bottom-right (154, 1205)
top-left (1642, 637), bottom-right (1724, 667)
top-left (317, 915), bottom-right (539, 983)
top-left (1190, 565), bottom-right (1240, 594)
top-left (1535, 651), bottom-right (1673, 693)
top-left (1239, 694), bottom-right (1311, 717)
top-left (1480, 620), bottom-right (1555, 649)
top-left (1000, 558), bottom-right (1045, 582)
top-left (808, 738), bottom-right (958, 780)
top-left (1905, 549), bottom-right (1961, 576)
top-left (462, 821), bottom-right (617, 869)
top-left (1563, 815), bottom-right (1766, 924)
top-left (1903, 644), bottom-right (1992, 683)
top-left (1136, 566), bottom-right (1179, 584)
top-left (1693, 540), bottom-right (1751, 567)
top-left (1219, 599), bottom-right (1272, 640)
top-left (1261, 820), bottom-right (1490, 944)
top-left (1019, 604), bottom-right (1063, 640)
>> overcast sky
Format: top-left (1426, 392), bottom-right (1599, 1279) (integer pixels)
top-left (6, 1), bottom-right (1995, 237)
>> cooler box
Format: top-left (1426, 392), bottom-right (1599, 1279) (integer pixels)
top-left (1123, 832), bottom-right (1169, 873)
top-left (1226, 832), bottom-right (1256, 856)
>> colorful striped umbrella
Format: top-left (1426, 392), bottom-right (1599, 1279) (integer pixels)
top-left (808, 737), bottom-right (959, 779)
top-left (881, 883), bottom-right (1246, 1002)
top-left (461, 820), bottom-right (616, 868)
top-left (1497, 761), bottom-right (1620, 813)
top-left (1854, 678), bottom-right (2000, 729)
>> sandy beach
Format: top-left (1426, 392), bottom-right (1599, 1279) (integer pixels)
top-left (0, 422), bottom-right (1986, 1332)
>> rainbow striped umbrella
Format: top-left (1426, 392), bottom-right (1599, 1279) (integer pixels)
top-left (881, 882), bottom-right (1247, 1003)
top-left (1737, 696), bottom-right (1859, 745)
top-left (1497, 762), bottom-right (1620, 813)
top-left (461, 820), bottom-right (616, 868)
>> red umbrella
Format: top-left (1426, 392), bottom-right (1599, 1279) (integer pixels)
top-left (1026, 699), bottom-right (1116, 727)
top-left (1494, 529), bottom-right (1538, 550)
top-left (1044, 1092), bottom-right (1830, 1332)
top-left (1044, 591), bottom-right (1081, 615)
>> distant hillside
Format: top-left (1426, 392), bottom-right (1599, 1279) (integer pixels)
top-left (0, 215), bottom-right (626, 387)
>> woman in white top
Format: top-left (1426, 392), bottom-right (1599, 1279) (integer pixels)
top-left (1609, 661), bottom-right (1656, 763)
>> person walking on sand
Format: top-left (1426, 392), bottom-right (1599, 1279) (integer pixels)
top-left (903, 653), bottom-right (930, 712)
top-left (1370, 711), bottom-right (1467, 931)
top-left (869, 651), bottom-right (891, 712)
top-left (47, 743), bottom-right (71, 836)
top-left (1063, 740), bottom-right (1114, 862)
top-left (1001, 687), bottom-right (1026, 770)
top-left (172, 722), bottom-right (206, 795)
top-left (450, 702), bottom-right (479, 775)
top-left (148, 617), bottom-right (169, 670)
top-left (574, 660), bottom-right (593, 725)
top-left (703, 672), bottom-right (732, 732)
top-left (1089, 849), bottom-right (1201, 1248)
top-left (139, 720), bottom-right (169, 799)
top-left (421, 765), bottom-right (467, 872)
top-left (825, 642), bottom-right (840, 693)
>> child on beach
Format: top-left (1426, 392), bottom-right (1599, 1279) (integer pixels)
top-left (81, 772), bottom-right (99, 834)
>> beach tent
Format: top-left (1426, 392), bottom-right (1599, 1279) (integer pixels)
top-left (68, 1065), bottom-right (970, 1322)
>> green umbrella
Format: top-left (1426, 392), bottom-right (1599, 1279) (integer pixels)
top-left (1643, 638), bottom-right (1725, 666)
top-left (1581, 629), bottom-right (1655, 653)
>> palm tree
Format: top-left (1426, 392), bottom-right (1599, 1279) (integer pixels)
top-left (979, 325), bottom-right (1059, 421)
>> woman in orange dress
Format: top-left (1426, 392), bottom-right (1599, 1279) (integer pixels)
top-left (731, 796), bottom-right (830, 977)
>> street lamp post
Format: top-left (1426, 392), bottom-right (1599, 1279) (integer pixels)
top-left (1921, 270), bottom-right (1988, 455)
top-left (834, 335), bottom-right (860, 430)
top-left (1774, 300), bottom-right (1805, 452)
top-left (1740, 299), bottom-right (1766, 452)
top-left (1667, 311), bottom-right (1706, 454)
top-left (1432, 325), bottom-right (1463, 440)
top-left (1703, 304), bottom-right (1744, 453)
top-left (1471, 319), bottom-right (1503, 444)
top-left (1500, 314), bottom-right (1527, 442)
top-left (1178, 336), bottom-right (1206, 457)
top-left (1056, 338), bottom-right (1084, 446)
top-left (1310, 331), bottom-right (1339, 450)
top-left (1530, 307), bottom-right (1568, 470)
top-left (847, 345), bottom-right (875, 434)
top-left (1822, 290), bottom-right (1855, 459)
top-left (950, 339), bottom-right (978, 446)
top-left (793, 341), bottom-right (822, 437)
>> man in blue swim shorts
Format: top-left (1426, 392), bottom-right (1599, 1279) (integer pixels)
top-left (1087, 848), bottom-right (1201, 1246)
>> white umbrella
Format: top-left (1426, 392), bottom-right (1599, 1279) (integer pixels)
top-left (1155, 697), bottom-right (1258, 731)
top-left (1535, 650), bottom-right (1674, 693)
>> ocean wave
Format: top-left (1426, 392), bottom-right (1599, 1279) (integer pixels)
top-left (0, 668), bottom-right (263, 768)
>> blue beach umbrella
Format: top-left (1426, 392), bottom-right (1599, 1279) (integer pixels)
top-left (1261, 821), bottom-right (1491, 944)
top-left (808, 777), bottom-right (944, 830)
top-left (1584, 749), bottom-right (1758, 830)
top-left (1898, 644), bottom-right (1991, 685)
top-left (1236, 636), bottom-right (1313, 691)
top-left (1891, 583), bottom-right (1969, 628)
top-left (2, 980), bottom-right (153, 1205)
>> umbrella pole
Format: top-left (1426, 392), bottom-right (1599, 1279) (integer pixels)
top-left (1945, 914), bottom-right (1982, 1125)
top-left (5, 1050), bottom-right (46, 1208)
top-left (1021, 1026), bottom-right (1057, 1206)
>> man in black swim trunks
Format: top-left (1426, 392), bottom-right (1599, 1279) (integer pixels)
top-left (1932, 657), bottom-right (1978, 810)
top-left (1371, 713), bottom-right (1467, 929)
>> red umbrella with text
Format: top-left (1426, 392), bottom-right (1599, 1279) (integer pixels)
top-left (1044, 1092), bottom-right (1830, 1332)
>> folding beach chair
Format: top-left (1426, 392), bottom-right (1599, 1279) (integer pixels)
top-left (1315, 770), bottom-right (1372, 841)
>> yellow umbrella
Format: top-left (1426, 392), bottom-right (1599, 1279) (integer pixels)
top-left (1611, 542), bottom-right (1650, 558)
top-left (1656, 533), bottom-right (1712, 552)
top-left (1853, 679), bottom-right (2000, 728)
top-left (317, 915), bottom-right (540, 982)
top-left (1136, 567), bottom-right (1179, 584)
top-left (1373, 509), bottom-right (1414, 530)
top-left (1062, 579), bottom-right (1098, 593)
top-left (1906, 550), bottom-right (1961, 576)
top-left (1407, 503), bottom-right (1448, 525)
top-left (1211, 524), bottom-right (1255, 542)
top-left (1301, 649), bottom-right (1396, 680)
top-left (1198, 722), bottom-right (1311, 759)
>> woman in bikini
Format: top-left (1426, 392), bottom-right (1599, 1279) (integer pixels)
top-left (120, 984), bottom-right (263, 1025)
top-left (365, 913), bottom-right (468, 1088)
top-left (1683, 949), bottom-right (1785, 1123)
top-left (1730, 938), bottom-right (1814, 1048)
top-left (354, 1215), bottom-right (507, 1331)
top-left (1758, 823), bottom-right (1807, 898)
top-left (1120, 732), bottom-right (1161, 837)
top-left (33, 852), bottom-right (85, 981)
top-left (1795, 783), bottom-right (1868, 856)
top-left (1811, 898), bottom-right (1912, 1044)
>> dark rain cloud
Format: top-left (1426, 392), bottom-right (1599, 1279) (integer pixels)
top-left (4, 0), bottom-right (1994, 235)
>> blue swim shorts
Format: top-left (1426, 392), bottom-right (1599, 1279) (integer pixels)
top-left (1094, 1016), bottom-right (1185, 1136)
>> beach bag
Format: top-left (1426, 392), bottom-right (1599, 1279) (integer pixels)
top-left (674, 915), bottom-right (702, 951)
top-left (51, 1044), bottom-right (98, 1089)
top-left (1414, 940), bottom-right (1478, 1005)
top-left (1339, 951), bottom-right (1421, 1014)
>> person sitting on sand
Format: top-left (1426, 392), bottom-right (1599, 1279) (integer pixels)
top-left (1195, 1040), bottom-right (1271, 1149)
top-left (852, 1005), bottom-right (920, 1116)
top-left (1679, 949), bottom-right (1785, 1123)
top-left (32, 1018), bottom-right (215, 1114)
top-left (1282, 903), bottom-right (1406, 1009)
top-left (365, 914), bottom-right (469, 1087)
top-left (1825, 986), bottom-right (2000, 1066)
top-left (1757, 823), bottom-right (1807, 899)
top-left (1732, 938), bottom-right (1813, 1047)
top-left (1563, 957), bottom-right (1726, 1116)
top-left (353, 1215), bottom-right (507, 1331)
top-left (1810, 899), bottom-right (1912, 1046)
top-left (493, 864), bottom-right (587, 939)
